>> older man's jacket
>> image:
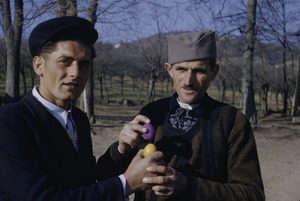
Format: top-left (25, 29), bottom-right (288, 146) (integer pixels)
top-left (99, 94), bottom-right (265, 201)
top-left (0, 92), bottom-right (124, 201)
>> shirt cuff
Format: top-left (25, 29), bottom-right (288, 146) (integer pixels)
top-left (118, 174), bottom-right (130, 201)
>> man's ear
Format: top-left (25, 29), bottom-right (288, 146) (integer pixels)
top-left (165, 63), bottom-right (173, 78)
top-left (210, 64), bottom-right (219, 80)
top-left (32, 56), bottom-right (44, 76)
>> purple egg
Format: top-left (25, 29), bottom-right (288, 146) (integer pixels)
top-left (142, 123), bottom-right (155, 139)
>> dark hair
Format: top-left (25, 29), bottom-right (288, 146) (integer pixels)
top-left (39, 39), bottom-right (96, 59)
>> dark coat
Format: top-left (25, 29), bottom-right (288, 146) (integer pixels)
top-left (136, 95), bottom-right (265, 201)
top-left (99, 95), bottom-right (265, 201)
top-left (0, 92), bottom-right (124, 201)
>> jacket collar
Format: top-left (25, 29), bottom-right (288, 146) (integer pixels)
top-left (22, 91), bottom-right (79, 159)
top-left (169, 93), bottom-right (207, 117)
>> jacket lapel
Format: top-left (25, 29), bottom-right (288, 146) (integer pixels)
top-left (22, 92), bottom-right (79, 163)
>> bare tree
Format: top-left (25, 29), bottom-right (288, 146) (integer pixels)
top-left (0, 0), bottom-right (24, 104)
top-left (81, 0), bottom-right (98, 123)
top-left (56, 0), bottom-right (77, 16)
top-left (254, 44), bottom-right (270, 116)
top-left (94, 42), bottom-right (114, 103)
top-left (256, 0), bottom-right (297, 114)
top-left (241, 0), bottom-right (257, 124)
top-left (0, 39), bottom-right (7, 79)
top-left (124, 1), bottom-right (173, 103)
top-left (291, 57), bottom-right (300, 116)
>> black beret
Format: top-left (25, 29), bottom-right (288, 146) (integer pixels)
top-left (29, 16), bottom-right (98, 57)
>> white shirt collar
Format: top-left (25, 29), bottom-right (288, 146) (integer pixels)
top-left (176, 98), bottom-right (200, 110)
top-left (32, 86), bottom-right (72, 126)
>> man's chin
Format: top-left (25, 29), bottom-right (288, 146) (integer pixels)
top-left (61, 94), bottom-right (80, 103)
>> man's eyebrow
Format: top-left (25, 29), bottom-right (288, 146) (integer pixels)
top-left (194, 66), bottom-right (206, 69)
top-left (173, 65), bottom-right (187, 69)
top-left (57, 55), bottom-right (73, 59)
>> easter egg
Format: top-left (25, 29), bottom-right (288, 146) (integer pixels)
top-left (143, 143), bottom-right (157, 157)
top-left (142, 123), bottom-right (155, 139)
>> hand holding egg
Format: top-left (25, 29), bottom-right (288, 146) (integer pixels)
top-left (143, 143), bottom-right (157, 157)
top-left (142, 123), bottom-right (155, 140)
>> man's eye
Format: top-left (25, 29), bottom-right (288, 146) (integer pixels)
top-left (193, 68), bottom-right (206, 74)
top-left (197, 70), bottom-right (205, 74)
top-left (59, 59), bottom-right (70, 64)
top-left (176, 68), bottom-right (186, 72)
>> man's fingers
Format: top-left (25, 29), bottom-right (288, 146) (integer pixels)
top-left (132, 114), bottom-right (150, 124)
top-left (152, 185), bottom-right (173, 196)
top-left (123, 122), bottom-right (146, 137)
top-left (133, 149), bottom-right (144, 159)
top-left (147, 151), bottom-right (164, 162)
top-left (143, 174), bottom-right (167, 185)
top-left (146, 166), bottom-right (173, 175)
top-left (118, 123), bottom-right (146, 151)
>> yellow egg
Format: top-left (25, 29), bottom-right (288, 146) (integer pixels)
top-left (143, 143), bottom-right (157, 157)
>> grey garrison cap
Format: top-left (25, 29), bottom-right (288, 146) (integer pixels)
top-left (167, 30), bottom-right (216, 64)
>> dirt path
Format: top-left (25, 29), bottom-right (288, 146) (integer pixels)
top-left (254, 114), bottom-right (300, 201)
top-left (91, 104), bottom-right (300, 201)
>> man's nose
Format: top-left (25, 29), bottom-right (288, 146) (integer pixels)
top-left (184, 70), bottom-right (195, 85)
top-left (69, 62), bottom-right (80, 77)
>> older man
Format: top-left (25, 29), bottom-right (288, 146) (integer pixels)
top-left (0, 16), bottom-right (163, 201)
top-left (99, 30), bottom-right (265, 201)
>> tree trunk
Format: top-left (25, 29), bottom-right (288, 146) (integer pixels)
top-left (275, 91), bottom-right (279, 111)
top-left (167, 79), bottom-right (171, 93)
top-left (20, 64), bottom-right (27, 94)
top-left (1, 0), bottom-right (24, 104)
top-left (103, 75), bottom-right (109, 104)
top-left (120, 74), bottom-right (124, 98)
top-left (231, 89), bottom-right (235, 105)
top-left (218, 65), bottom-right (226, 102)
top-left (132, 77), bottom-right (136, 91)
top-left (146, 69), bottom-right (157, 104)
top-left (229, 82), bottom-right (235, 105)
top-left (160, 79), bottom-right (164, 95)
top-left (31, 75), bottom-right (35, 89)
top-left (80, 0), bottom-right (98, 123)
top-left (82, 65), bottom-right (95, 123)
top-left (220, 77), bottom-right (226, 102)
top-left (282, 4), bottom-right (288, 113)
top-left (98, 74), bottom-right (104, 101)
top-left (138, 80), bottom-right (145, 105)
top-left (261, 83), bottom-right (269, 116)
top-left (241, 0), bottom-right (257, 124)
top-left (291, 57), bottom-right (300, 116)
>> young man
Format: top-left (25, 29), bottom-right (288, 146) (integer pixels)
top-left (0, 16), bottom-right (164, 201)
top-left (101, 30), bottom-right (265, 201)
